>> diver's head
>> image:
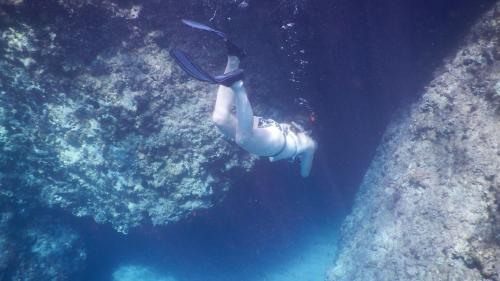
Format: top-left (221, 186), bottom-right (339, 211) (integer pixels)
top-left (292, 97), bottom-right (316, 135)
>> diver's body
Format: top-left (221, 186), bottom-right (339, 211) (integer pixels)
top-left (171, 20), bottom-right (317, 177)
top-left (213, 56), bottom-right (316, 177)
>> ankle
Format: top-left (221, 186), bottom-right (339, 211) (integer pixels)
top-left (230, 80), bottom-right (244, 91)
top-left (227, 56), bottom-right (240, 67)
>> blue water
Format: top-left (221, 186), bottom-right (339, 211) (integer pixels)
top-left (78, 160), bottom-right (347, 281)
top-left (2, 0), bottom-right (497, 280)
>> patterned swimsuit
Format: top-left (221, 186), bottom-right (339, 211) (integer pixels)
top-left (257, 117), bottom-right (288, 158)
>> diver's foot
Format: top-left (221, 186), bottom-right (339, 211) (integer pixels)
top-left (226, 40), bottom-right (247, 59)
top-left (226, 55), bottom-right (241, 70)
top-left (170, 48), bottom-right (244, 86)
top-left (215, 69), bottom-right (245, 87)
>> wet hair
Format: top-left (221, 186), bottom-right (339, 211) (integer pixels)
top-left (292, 97), bottom-right (316, 135)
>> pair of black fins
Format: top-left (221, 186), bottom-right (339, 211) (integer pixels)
top-left (170, 20), bottom-right (246, 87)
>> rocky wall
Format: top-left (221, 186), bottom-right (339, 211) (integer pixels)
top-left (0, 0), bottom-right (272, 234)
top-left (0, 212), bottom-right (86, 281)
top-left (327, 2), bottom-right (500, 281)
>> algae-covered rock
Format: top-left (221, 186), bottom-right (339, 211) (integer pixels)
top-left (11, 218), bottom-right (87, 281)
top-left (0, 0), bottom-right (258, 233)
top-left (0, 210), bottom-right (86, 281)
top-left (0, 212), bottom-right (13, 280)
top-left (327, 3), bottom-right (500, 281)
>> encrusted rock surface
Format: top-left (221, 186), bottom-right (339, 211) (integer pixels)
top-left (0, 211), bottom-right (86, 281)
top-left (0, 212), bottom-right (13, 280)
top-left (0, 0), bottom-right (262, 233)
top-left (11, 218), bottom-right (87, 281)
top-left (327, 3), bottom-right (500, 281)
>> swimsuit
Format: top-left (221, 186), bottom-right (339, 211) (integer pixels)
top-left (257, 118), bottom-right (296, 159)
top-left (270, 126), bottom-right (288, 158)
top-left (257, 117), bottom-right (280, 129)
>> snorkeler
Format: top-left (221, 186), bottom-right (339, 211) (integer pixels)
top-left (170, 20), bottom-right (317, 177)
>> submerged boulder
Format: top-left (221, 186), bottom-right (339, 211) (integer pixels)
top-left (0, 212), bottom-right (86, 281)
top-left (0, 212), bottom-right (14, 280)
top-left (328, 3), bottom-right (500, 281)
top-left (0, 0), bottom-right (262, 233)
top-left (11, 218), bottom-right (86, 281)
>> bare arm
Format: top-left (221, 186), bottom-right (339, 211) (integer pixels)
top-left (299, 141), bottom-right (317, 177)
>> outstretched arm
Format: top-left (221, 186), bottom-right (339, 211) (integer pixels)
top-left (299, 142), bottom-right (316, 177)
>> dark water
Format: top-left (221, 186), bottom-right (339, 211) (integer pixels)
top-left (3, 0), bottom-right (497, 280)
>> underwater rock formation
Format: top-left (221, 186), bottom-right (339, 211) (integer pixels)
top-left (0, 0), bottom-right (263, 234)
top-left (327, 3), bottom-right (500, 281)
top-left (0, 213), bottom-right (86, 281)
top-left (0, 212), bottom-right (13, 279)
top-left (11, 218), bottom-right (86, 280)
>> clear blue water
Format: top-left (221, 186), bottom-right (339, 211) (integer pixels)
top-left (78, 161), bottom-right (347, 281)
top-left (2, 0), bottom-right (497, 280)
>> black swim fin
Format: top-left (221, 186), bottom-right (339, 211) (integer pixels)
top-left (170, 48), bottom-right (215, 83)
top-left (214, 69), bottom-right (245, 86)
top-left (182, 19), bottom-right (227, 39)
top-left (181, 19), bottom-right (247, 59)
top-left (170, 48), bottom-right (244, 87)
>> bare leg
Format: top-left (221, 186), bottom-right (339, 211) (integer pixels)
top-left (231, 78), bottom-right (254, 145)
top-left (212, 56), bottom-right (240, 138)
